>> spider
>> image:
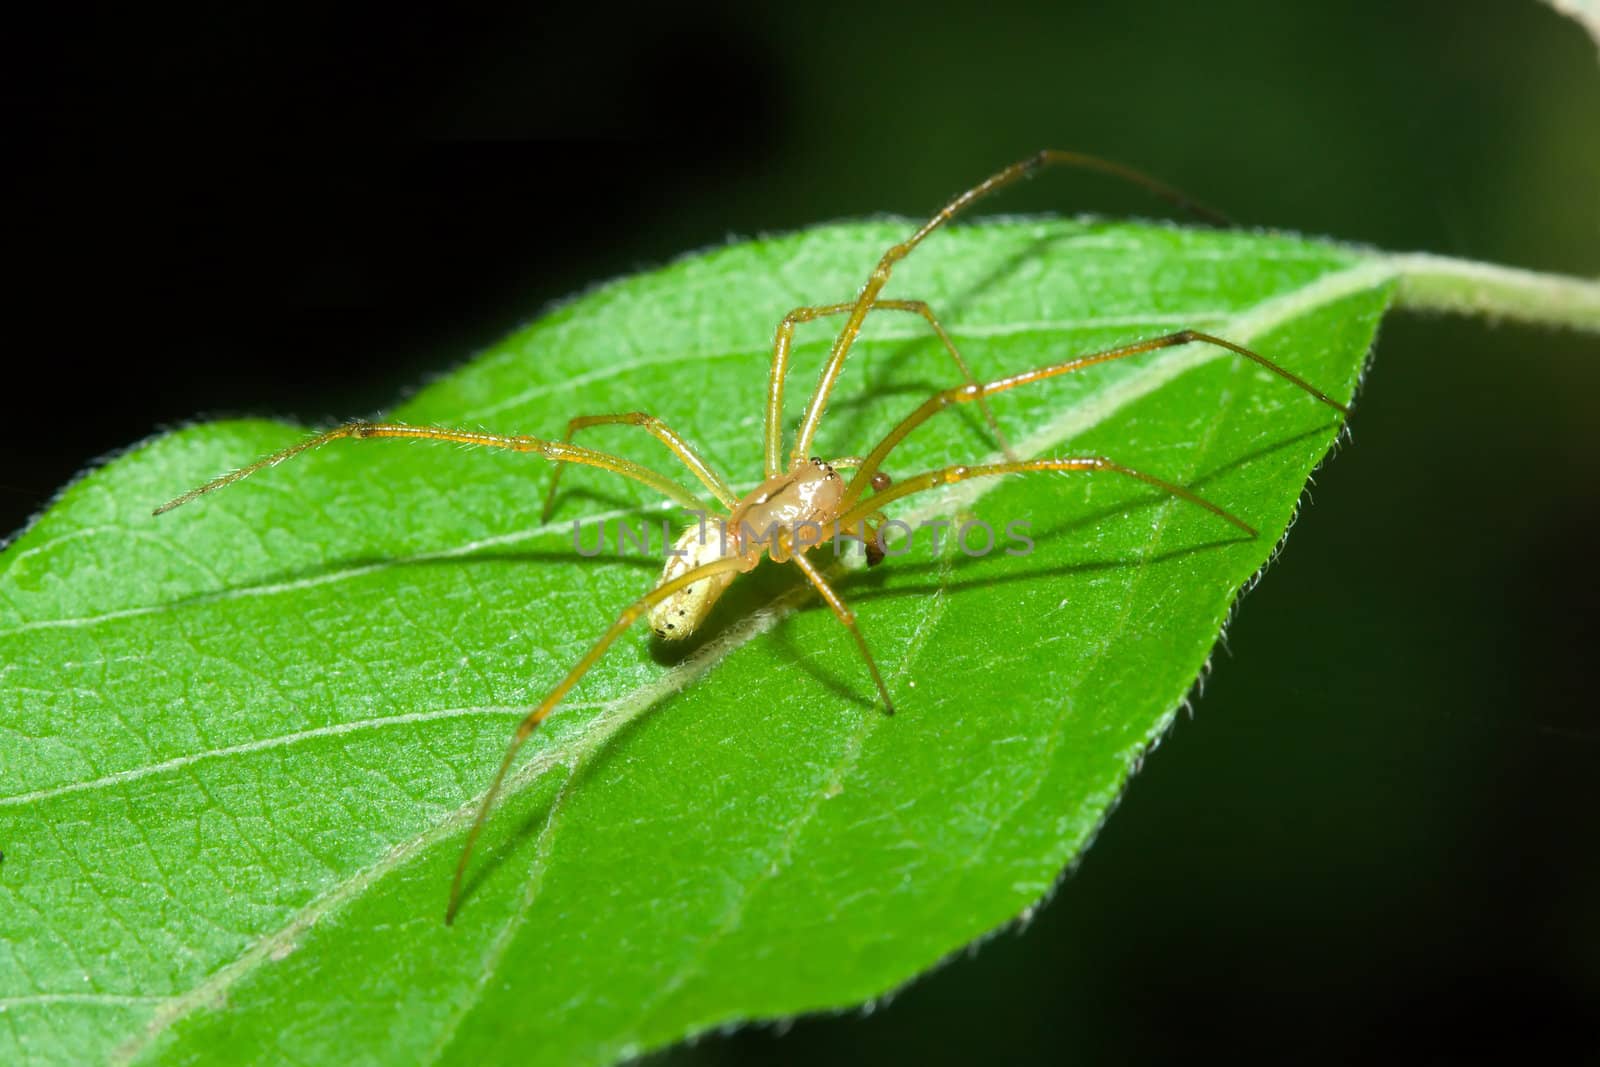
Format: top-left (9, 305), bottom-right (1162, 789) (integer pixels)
top-left (154, 150), bottom-right (1349, 923)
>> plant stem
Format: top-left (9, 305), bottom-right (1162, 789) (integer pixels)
top-left (1384, 252), bottom-right (1600, 333)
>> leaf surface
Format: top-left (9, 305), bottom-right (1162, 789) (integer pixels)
top-left (0, 220), bottom-right (1390, 1065)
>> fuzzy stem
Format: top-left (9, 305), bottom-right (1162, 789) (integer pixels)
top-left (1385, 252), bottom-right (1600, 333)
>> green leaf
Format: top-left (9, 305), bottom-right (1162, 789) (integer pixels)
top-left (2, 219), bottom-right (1390, 1065)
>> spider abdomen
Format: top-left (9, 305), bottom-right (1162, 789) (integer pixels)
top-left (650, 524), bottom-right (738, 640)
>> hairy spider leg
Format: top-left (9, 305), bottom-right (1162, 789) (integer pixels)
top-left (541, 411), bottom-right (739, 522)
top-left (789, 150), bottom-right (1230, 468)
top-left (836, 455), bottom-right (1258, 541)
top-left (828, 454), bottom-right (1256, 707)
top-left (788, 548), bottom-right (895, 713)
top-left (445, 554), bottom-right (750, 925)
top-left (763, 299), bottom-right (1014, 478)
top-left (838, 330), bottom-right (1350, 514)
top-left (152, 421), bottom-right (715, 517)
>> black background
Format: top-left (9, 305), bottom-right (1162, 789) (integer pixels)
top-left (7, 2), bottom-right (1599, 1063)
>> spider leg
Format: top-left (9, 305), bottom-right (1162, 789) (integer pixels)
top-left (790, 150), bottom-right (1228, 467)
top-left (541, 411), bottom-right (738, 522)
top-left (788, 549), bottom-right (895, 714)
top-left (764, 299), bottom-right (1013, 478)
top-left (838, 330), bottom-right (1349, 513)
top-left (834, 456), bottom-right (1258, 539)
top-left (447, 553), bottom-right (750, 924)
top-left (153, 421), bottom-right (715, 516)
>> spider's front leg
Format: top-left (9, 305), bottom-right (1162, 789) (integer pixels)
top-left (836, 330), bottom-right (1350, 514)
top-left (762, 299), bottom-right (1013, 478)
top-left (787, 150), bottom-right (1231, 467)
top-left (835, 455), bottom-right (1259, 540)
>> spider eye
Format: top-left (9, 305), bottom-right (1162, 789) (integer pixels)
top-left (871, 472), bottom-right (892, 491)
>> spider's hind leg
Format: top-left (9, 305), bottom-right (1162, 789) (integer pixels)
top-left (541, 411), bottom-right (737, 521)
top-left (153, 421), bottom-right (714, 517)
top-left (447, 552), bottom-right (750, 924)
